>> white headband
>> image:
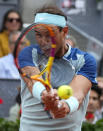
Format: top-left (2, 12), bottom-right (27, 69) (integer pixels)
top-left (34, 13), bottom-right (66, 27)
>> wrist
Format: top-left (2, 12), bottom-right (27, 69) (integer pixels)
top-left (64, 101), bottom-right (70, 114)
top-left (65, 96), bottom-right (79, 114)
top-left (32, 82), bottom-right (45, 101)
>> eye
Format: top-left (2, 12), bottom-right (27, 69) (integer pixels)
top-left (92, 97), bottom-right (98, 100)
top-left (35, 32), bottom-right (42, 37)
top-left (45, 32), bottom-right (50, 39)
top-left (46, 34), bottom-right (50, 39)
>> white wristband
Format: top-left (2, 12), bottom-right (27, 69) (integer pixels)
top-left (65, 96), bottom-right (79, 114)
top-left (32, 82), bottom-right (45, 101)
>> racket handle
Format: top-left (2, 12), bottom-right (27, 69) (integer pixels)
top-left (45, 84), bottom-right (52, 92)
top-left (50, 88), bottom-right (62, 108)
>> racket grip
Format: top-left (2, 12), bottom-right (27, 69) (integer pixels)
top-left (50, 88), bottom-right (62, 108)
top-left (45, 84), bottom-right (52, 92)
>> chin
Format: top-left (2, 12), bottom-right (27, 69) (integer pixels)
top-left (87, 109), bottom-right (94, 113)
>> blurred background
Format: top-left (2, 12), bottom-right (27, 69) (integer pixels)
top-left (0, 0), bottom-right (103, 126)
top-left (0, 0), bottom-right (103, 73)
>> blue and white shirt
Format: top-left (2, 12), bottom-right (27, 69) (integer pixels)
top-left (19, 44), bottom-right (97, 131)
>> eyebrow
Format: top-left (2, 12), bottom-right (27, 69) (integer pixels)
top-left (34, 28), bottom-right (49, 34)
top-left (34, 30), bottom-right (40, 34)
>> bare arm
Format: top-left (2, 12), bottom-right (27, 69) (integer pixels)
top-left (20, 66), bottom-right (92, 119)
top-left (69, 75), bottom-right (92, 108)
top-left (42, 75), bottom-right (92, 118)
top-left (20, 66), bottom-right (42, 93)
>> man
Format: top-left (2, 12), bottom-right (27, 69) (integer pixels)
top-left (18, 5), bottom-right (97, 131)
top-left (86, 86), bottom-right (102, 123)
top-left (0, 31), bottom-right (28, 79)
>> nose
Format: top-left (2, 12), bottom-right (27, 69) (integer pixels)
top-left (41, 36), bottom-right (51, 46)
top-left (89, 98), bottom-right (94, 105)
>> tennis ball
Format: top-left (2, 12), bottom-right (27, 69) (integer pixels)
top-left (57, 85), bottom-right (73, 99)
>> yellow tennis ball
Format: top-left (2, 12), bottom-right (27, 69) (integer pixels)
top-left (57, 85), bottom-right (73, 99)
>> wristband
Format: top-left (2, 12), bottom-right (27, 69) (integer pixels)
top-left (32, 82), bottom-right (45, 100)
top-left (65, 96), bottom-right (79, 114)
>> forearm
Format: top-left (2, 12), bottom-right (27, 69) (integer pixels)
top-left (41, 75), bottom-right (92, 119)
top-left (69, 75), bottom-right (92, 108)
top-left (21, 66), bottom-right (42, 93)
top-left (73, 89), bottom-right (90, 108)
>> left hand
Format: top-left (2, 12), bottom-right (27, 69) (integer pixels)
top-left (41, 89), bottom-right (59, 110)
top-left (41, 88), bottom-right (70, 119)
top-left (50, 100), bottom-right (70, 119)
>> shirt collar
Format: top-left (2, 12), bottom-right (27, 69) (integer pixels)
top-left (64, 44), bottom-right (71, 58)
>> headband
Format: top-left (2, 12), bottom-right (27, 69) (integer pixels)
top-left (34, 13), bottom-right (66, 27)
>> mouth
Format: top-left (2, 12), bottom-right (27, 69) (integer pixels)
top-left (42, 48), bottom-right (51, 56)
top-left (87, 105), bottom-right (94, 110)
top-left (40, 45), bottom-right (51, 56)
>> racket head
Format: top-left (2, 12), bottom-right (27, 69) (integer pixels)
top-left (13, 23), bottom-right (76, 91)
top-left (14, 23), bottom-right (57, 68)
top-left (13, 23), bottom-right (58, 90)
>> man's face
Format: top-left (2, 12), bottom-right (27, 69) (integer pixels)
top-left (87, 90), bottom-right (100, 113)
top-left (35, 24), bottom-right (66, 57)
top-left (100, 90), bottom-right (103, 107)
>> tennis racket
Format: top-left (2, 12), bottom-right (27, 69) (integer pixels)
top-left (14, 23), bottom-right (57, 92)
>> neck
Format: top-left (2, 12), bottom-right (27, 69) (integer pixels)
top-left (4, 30), bottom-right (11, 35)
top-left (55, 43), bottom-right (68, 58)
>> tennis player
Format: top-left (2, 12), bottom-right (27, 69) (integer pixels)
top-left (18, 5), bottom-right (97, 131)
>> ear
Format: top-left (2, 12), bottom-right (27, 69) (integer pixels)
top-left (62, 26), bottom-right (69, 36)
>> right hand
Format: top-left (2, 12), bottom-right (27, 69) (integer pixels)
top-left (50, 100), bottom-right (70, 119)
top-left (41, 89), bottom-right (59, 110)
top-left (41, 89), bottom-right (70, 119)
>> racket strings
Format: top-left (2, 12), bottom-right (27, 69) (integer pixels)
top-left (15, 23), bottom-right (57, 91)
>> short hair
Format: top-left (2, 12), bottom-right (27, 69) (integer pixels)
top-left (34, 5), bottom-right (67, 32)
top-left (91, 86), bottom-right (102, 98)
top-left (34, 5), bottom-right (67, 21)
